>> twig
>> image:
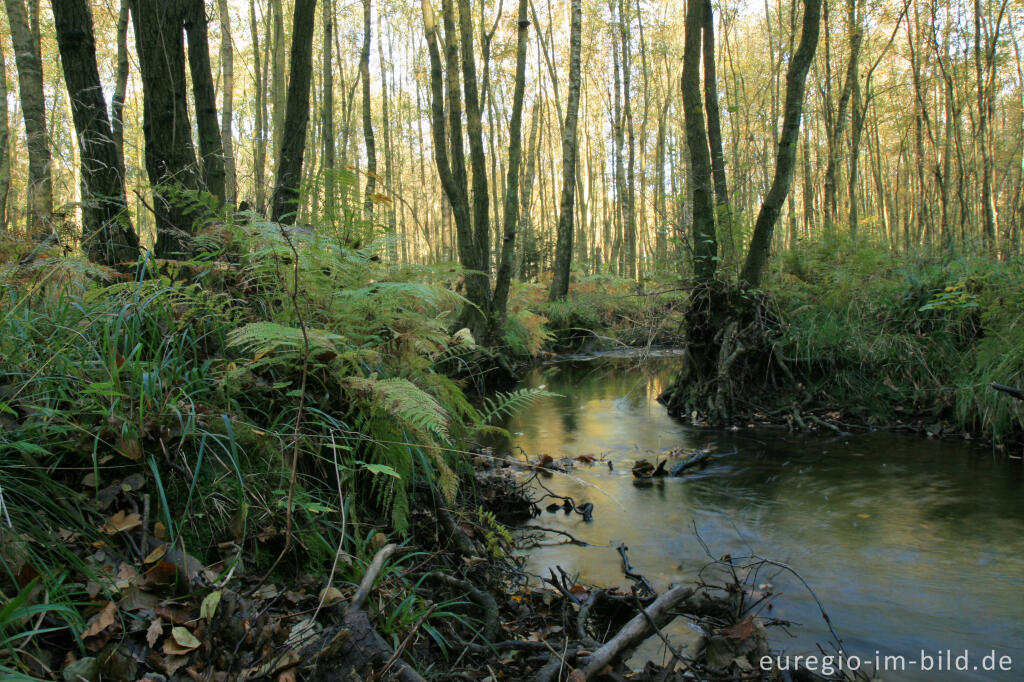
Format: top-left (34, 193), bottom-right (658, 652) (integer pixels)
top-left (379, 604), bottom-right (437, 679)
top-left (350, 543), bottom-right (400, 612)
top-left (256, 221), bottom-right (312, 587)
top-left (313, 431), bottom-right (350, 622)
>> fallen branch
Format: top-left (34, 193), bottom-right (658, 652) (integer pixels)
top-left (991, 382), bottom-right (1024, 401)
top-left (578, 584), bottom-right (695, 679)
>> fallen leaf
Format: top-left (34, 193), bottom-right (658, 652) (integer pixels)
top-left (100, 510), bottom-right (142, 535)
top-left (153, 522), bottom-right (167, 540)
top-left (567, 670), bottom-right (586, 682)
top-left (82, 601), bottom-right (117, 640)
top-left (164, 654), bottom-right (189, 675)
top-left (163, 626), bottom-right (200, 654)
top-left (569, 585), bottom-right (589, 602)
top-left (142, 561), bottom-right (179, 588)
top-left (720, 615), bottom-right (756, 642)
top-left (857, 513), bottom-right (871, 519)
top-left (252, 583), bottom-right (278, 600)
top-left (200, 591), bottom-right (222, 621)
top-left (154, 603), bottom-right (192, 625)
top-left (319, 586), bottom-right (343, 604)
top-left (146, 617), bottom-right (164, 648)
top-left (143, 545), bottom-right (167, 564)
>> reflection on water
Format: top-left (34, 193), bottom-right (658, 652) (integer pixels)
top-left (505, 357), bottom-right (1024, 680)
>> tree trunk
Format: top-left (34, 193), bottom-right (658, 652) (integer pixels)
top-left (218, 0), bottom-right (236, 204)
top-left (703, 0), bottom-right (730, 257)
top-left (4, 0), bottom-right (52, 238)
top-left (741, 0), bottom-right (822, 287)
top-left (492, 0), bottom-right (530, 318)
top-left (128, 0), bottom-right (202, 257)
top-left (681, 0), bottom-right (717, 283)
top-left (184, 0), bottom-right (225, 204)
top-left (52, 0), bottom-right (140, 265)
top-left (360, 0), bottom-right (376, 214)
top-left (422, 0), bottom-right (492, 342)
top-left (249, 0), bottom-right (267, 212)
top-left (619, 0), bottom-right (636, 279)
top-left (547, 0), bottom-right (582, 301)
top-left (0, 42), bottom-right (10, 229)
top-left (321, 0), bottom-right (335, 224)
top-left (111, 0), bottom-right (129, 163)
top-left (271, 0), bottom-right (317, 224)
top-left (270, 0), bottom-right (285, 172)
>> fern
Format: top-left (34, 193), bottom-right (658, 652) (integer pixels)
top-left (345, 376), bottom-right (450, 440)
top-left (478, 387), bottom-right (559, 426)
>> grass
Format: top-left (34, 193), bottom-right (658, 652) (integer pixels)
top-left (771, 237), bottom-right (1024, 442)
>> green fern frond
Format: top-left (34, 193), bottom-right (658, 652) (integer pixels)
top-left (345, 376), bottom-right (450, 440)
top-left (227, 321), bottom-right (343, 358)
top-left (478, 387), bottom-right (559, 425)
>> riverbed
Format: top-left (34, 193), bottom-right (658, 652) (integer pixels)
top-left (505, 354), bottom-right (1024, 680)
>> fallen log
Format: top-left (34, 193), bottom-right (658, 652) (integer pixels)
top-left (991, 382), bottom-right (1024, 401)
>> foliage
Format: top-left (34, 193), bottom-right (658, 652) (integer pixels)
top-left (772, 239), bottom-right (1023, 441)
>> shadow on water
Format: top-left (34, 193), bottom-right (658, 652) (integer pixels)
top-left (502, 355), bottom-right (1024, 680)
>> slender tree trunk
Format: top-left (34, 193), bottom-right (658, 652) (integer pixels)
top-left (741, 0), bottom-right (822, 287)
top-left (0, 42), bottom-right (10, 229)
top-left (218, 0), bottom-right (236, 204)
top-left (377, 4), bottom-right (397, 257)
top-left (249, 0), bottom-right (266, 211)
top-left (184, 0), bottom-right (225, 203)
top-left (517, 100), bottom-right (539, 279)
top-left (129, 0), bottom-right (202, 257)
top-left (4, 0), bottom-right (51, 237)
top-left (422, 0), bottom-right (491, 341)
top-left (548, 0), bottom-right (582, 301)
top-left (360, 0), bottom-right (376, 214)
top-left (271, 0), bottom-right (317, 223)
top-left (111, 0), bottom-right (129, 164)
top-left (703, 0), bottom-right (730, 257)
top-left (321, 0), bottom-right (335, 224)
top-left (270, 0), bottom-right (285, 170)
top-left (53, 0), bottom-right (140, 264)
top-left (619, 0), bottom-right (637, 279)
top-left (492, 0), bottom-right (530, 318)
top-left (681, 0), bottom-right (717, 283)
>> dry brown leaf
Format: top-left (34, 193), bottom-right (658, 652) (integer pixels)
top-left (100, 510), bottom-right (142, 534)
top-left (146, 617), bottom-right (164, 648)
top-left (318, 586), bottom-right (343, 605)
top-left (567, 670), bottom-right (586, 682)
top-left (720, 615), bottom-right (756, 641)
top-left (142, 561), bottom-right (179, 588)
top-left (143, 544), bottom-right (168, 564)
top-left (82, 601), bottom-right (117, 640)
top-left (153, 522), bottom-right (167, 540)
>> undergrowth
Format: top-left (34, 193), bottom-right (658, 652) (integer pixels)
top-left (0, 216), bottom-right (550, 676)
top-left (772, 237), bottom-right (1024, 443)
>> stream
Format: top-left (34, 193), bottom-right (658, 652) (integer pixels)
top-left (504, 353), bottom-right (1024, 680)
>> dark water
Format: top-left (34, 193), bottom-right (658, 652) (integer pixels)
top-left (505, 354), bottom-right (1024, 680)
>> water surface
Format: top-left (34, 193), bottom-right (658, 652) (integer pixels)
top-left (505, 355), bottom-right (1024, 680)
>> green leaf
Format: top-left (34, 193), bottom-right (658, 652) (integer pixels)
top-left (200, 591), bottom-right (222, 621)
top-left (361, 462), bottom-right (402, 478)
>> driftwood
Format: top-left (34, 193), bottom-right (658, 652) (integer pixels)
top-left (578, 584), bottom-right (696, 678)
top-left (991, 382), bottom-right (1024, 401)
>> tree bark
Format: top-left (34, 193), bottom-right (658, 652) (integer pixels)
top-left (547, 0), bottom-right (582, 301)
top-left (128, 0), bottom-right (202, 257)
top-left (4, 0), bottom-right (52, 238)
top-left (360, 0), bottom-right (376, 214)
top-left (249, 0), bottom-right (267, 212)
top-left (184, 0), bottom-right (225, 203)
top-left (492, 0), bottom-right (530, 318)
top-left (619, 0), bottom-right (636, 279)
top-left (271, 0), bottom-right (317, 223)
top-left (0, 41), bottom-right (10, 230)
top-left (681, 0), bottom-right (717, 283)
top-left (703, 0), bottom-right (730, 254)
top-left (741, 0), bottom-right (822, 287)
top-left (111, 0), bottom-right (129, 163)
top-left (218, 0), bottom-right (236, 204)
top-left (52, 0), bottom-right (140, 265)
top-left (321, 0), bottom-right (335, 223)
top-left (422, 0), bottom-right (492, 341)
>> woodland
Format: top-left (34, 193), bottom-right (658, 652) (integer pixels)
top-left (1, 0), bottom-right (1023, 680)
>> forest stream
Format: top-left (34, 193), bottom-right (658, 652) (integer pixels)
top-left (505, 354), bottom-right (1024, 680)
